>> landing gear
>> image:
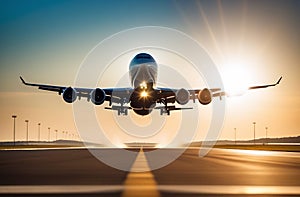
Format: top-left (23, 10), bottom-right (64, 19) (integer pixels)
top-left (157, 99), bottom-right (172, 115)
top-left (155, 98), bottom-right (193, 115)
top-left (104, 105), bottom-right (130, 116)
top-left (159, 107), bottom-right (170, 115)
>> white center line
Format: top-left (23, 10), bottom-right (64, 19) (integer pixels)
top-left (122, 148), bottom-right (160, 197)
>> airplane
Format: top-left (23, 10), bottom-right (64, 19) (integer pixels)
top-left (20, 53), bottom-right (282, 116)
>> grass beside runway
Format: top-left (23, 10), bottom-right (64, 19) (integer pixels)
top-left (212, 144), bottom-right (300, 152)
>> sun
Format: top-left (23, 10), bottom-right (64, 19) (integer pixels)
top-left (221, 58), bottom-right (253, 96)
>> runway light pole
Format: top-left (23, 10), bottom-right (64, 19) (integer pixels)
top-left (38, 123), bottom-right (41, 142)
top-left (25, 120), bottom-right (29, 144)
top-left (265, 127), bottom-right (268, 145)
top-left (48, 127), bottom-right (50, 142)
top-left (12, 115), bottom-right (17, 146)
top-left (234, 128), bottom-right (237, 145)
top-left (55, 130), bottom-right (58, 141)
top-left (253, 122), bottom-right (256, 145)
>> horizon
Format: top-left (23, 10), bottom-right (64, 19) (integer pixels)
top-left (0, 129), bottom-right (299, 144)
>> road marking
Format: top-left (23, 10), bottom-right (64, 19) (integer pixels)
top-left (122, 148), bottom-right (160, 197)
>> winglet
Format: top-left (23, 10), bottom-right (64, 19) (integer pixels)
top-left (20, 76), bottom-right (26, 84)
top-left (276, 76), bottom-right (282, 85)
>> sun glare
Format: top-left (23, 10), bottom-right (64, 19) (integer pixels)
top-left (221, 58), bottom-right (253, 96)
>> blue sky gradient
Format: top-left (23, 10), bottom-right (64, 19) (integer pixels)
top-left (0, 0), bottom-right (299, 142)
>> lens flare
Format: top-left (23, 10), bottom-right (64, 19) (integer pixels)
top-left (140, 91), bottom-right (148, 97)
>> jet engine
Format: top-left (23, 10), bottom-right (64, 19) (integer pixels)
top-left (90, 88), bottom-right (106, 105)
top-left (198, 88), bottom-right (212, 105)
top-left (63, 87), bottom-right (77, 103)
top-left (175, 88), bottom-right (190, 105)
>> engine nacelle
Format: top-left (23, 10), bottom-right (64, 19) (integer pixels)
top-left (198, 88), bottom-right (212, 105)
top-left (175, 88), bottom-right (190, 105)
top-left (90, 88), bottom-right (106, 105)
top-left (63, 87), bottom-right (77, 103)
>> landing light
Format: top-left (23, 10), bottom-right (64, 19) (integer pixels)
top-left (141, 91), bottom-right (148, 97)
top-left (140, 81), bottom-right (147, 89)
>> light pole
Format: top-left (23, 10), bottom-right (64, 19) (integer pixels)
top-left (12, 115), bottom-right (17, 146)
top-left (48, 127), bottom-right (50, 142)
top-left (234, 128), bottom-right (237, 145)
top-left (38, 123), bottom-right (41, 142)
top-left (25, 120), bottom-right (29, 144)
top-left (55, 130), bottom-right (58, 141)
top-left (253, 122), bottom-right (256, 145)
top-left (265, 127), bottom-right (268, 145)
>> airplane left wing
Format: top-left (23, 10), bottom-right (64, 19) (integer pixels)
top-left (20, 76), bottom-right (133, 104)
top-left (20, 76), bottom-right (66, 94)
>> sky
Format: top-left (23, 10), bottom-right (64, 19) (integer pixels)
top-left (0, 0), bottom-right (299, 145)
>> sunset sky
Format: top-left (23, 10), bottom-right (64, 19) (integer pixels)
top-left (0, 0), bottom-right (299, 145)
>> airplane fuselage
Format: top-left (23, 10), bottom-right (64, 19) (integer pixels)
top-left (129, 53), bottom-right (158, 115)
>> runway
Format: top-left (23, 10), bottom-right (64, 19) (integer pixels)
top-left (0, 147), bottom-right (299, 196)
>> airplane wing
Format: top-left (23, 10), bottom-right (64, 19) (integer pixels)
top-left (20, 76), bottom-right (133, 104)
top-left (20, 76), bottom-right (282, 115)
top-left (248, 76), bottom-right (282, 90)
top-left (155, 87), bottom-right (221, 102)
top-left (211, 76), bottom-right (282, 98)
top-left (155, 76), bottom-right (282, 104)
top-left (20, 76), bottom-right (66, 94)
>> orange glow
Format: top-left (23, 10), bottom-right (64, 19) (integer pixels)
top-left (221, 57), bottom-right (253, 95)
top-left (140, 91), bottom-right (148, 98)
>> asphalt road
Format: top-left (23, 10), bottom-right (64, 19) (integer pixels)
top-left (0, 147), bottom-right (299, 197)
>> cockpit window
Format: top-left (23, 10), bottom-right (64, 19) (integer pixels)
top-left (130, 53), bottom-right (156, 67)
top-left (136, 53), bottom-right (153, 59)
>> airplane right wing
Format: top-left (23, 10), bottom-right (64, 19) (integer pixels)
top-left (248, 76), bottom-right (282, 90)
top-left (153, 77), bottom-right (282, 114)
top-left (211, 76), bottom-right (282, 98)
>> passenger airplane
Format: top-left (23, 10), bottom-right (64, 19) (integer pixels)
top-left (20, 53), bottom-right (282, 116)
